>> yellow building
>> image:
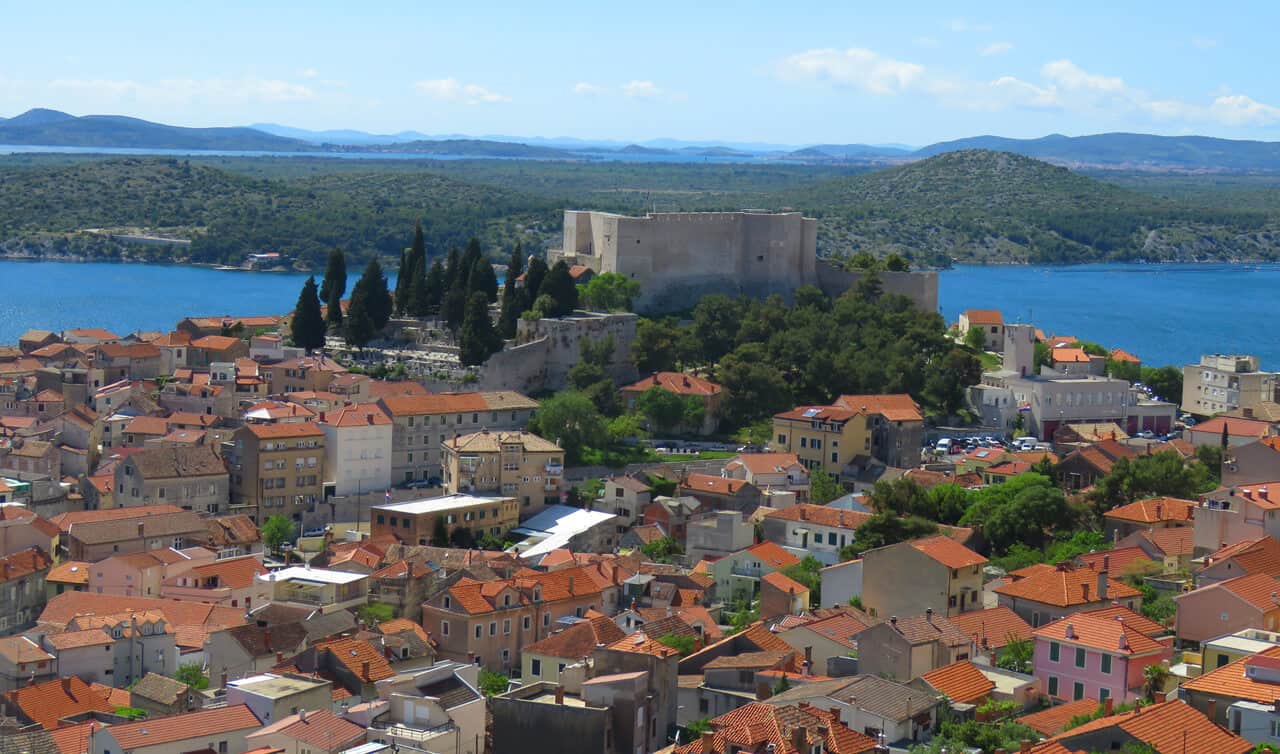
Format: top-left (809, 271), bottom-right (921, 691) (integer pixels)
top-left (770, 405), bottom-right (870, 474)
top-left (442, 430), bottom-right (564, 518)
top-left (227, 422), bottom-right (325, 524)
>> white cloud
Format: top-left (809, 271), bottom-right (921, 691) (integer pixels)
top-left (776, 47), bottom-right (928, 95)
top-left (572, 82), bottom-right (605, 96)
top-left (980, 41), bottom-right (1014, 57)
top-left (413, 78), bottom-right (509, 105)
top-left (622, 80), bottom-right (664, 98)
top-left (299, 68), bottom-right (319, 79)
top-left (1210, 94), bottom-right (1280, 126)
top-left (1040, 59), bottom-right (1126, 93)
top-left (950, 18), bottom-right (992, 33)
top-left (570, 80), bottom-right (683, 102)
top-left (1191, 37), bottom-right (1219, 49)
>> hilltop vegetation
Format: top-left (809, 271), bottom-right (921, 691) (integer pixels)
top-left (2, 149), bottom-right (1280, 269)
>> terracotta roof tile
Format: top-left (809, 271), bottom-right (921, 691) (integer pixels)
top-left (0, 547), bottom-right (52, 581)
top-left (1104, 497), bottom-right (1196, 524)
top-left (909, 535), bottom-right (987, 569)
top-left (1182, 644), bottom-right (1280, 701)
top-left (605, 630), bottom-right (681, 658)
top-left (1046, 699), bottom-right (1250, 754)
top-left (313, 637), bottom-right (395, 682)
top-left (1075, 547), bottom-right (1159, 575)
top-left (948, 606), bottom-right (1034, 650)
top-left (621, 371), bottom-right (722, 397)
top-left (0, 635), bottom-right (54, 664)
top-left (1193, 415), bottom-right (1273, 439)
top-left (674, 701), bottom-right (878, 754)
top-left (745, 541), bottom-right (802, 570)
top-left (763, 505), bottom-right (975, 545)
top-left (921, 660), bottom-right (994, 703)
top-left (762, 570), bottom-right (809, 595)
top-left (704, 650), bottom-right (793, 670)
top-left (245, 422), bottom-right (325, 439)
top-left (525, 615), bottom-right (626, 660)
top-left (832, 393), bottom-right (924, 422)
top-left (994, 564), bottom-right (1141, 607)
top-left (1145, 526), bottom-right (1194, 557)
top-left (1033, 612), bottom-right (1167, 656)
top-left (1017, 698), bottom-right (1110, 736)
top-left (3, 676), bottom-right (113, 730)
top-left (247, 708), bottom-right (365, 749)
top-left (963, 309), bottom-right (1003, 325)
top-left (107, 704), bottom-right (262, 749)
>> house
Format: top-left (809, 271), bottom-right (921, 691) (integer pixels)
top-left (64, 509), bottom-right (207, 561)
top-left (289, 636), bottom-right (396, 700)
top-left (592, 631), bottom-right (683, 752)
top-left (317, 403), bottom-right (392, 497)
top-left (377, 617), bottom-right (437, 663)
top-left (491, 677), bottom-right (644, 754)
top-left (161, 554), bottom-right (270, 609)
top-left (129, 672), bottom-right (198, 717)
top-left (86, 547), bottom-right (211, 598)
top-left (520, 614), bottom-right (626, 688)
top-left (830, 394), bottom-right (926, 469)
top-left (511, 504), bottom-right (620, 559)
top-left (761, 504), bottom-right (977, 566)
top-left (1195, 535), bottom-right (1280, 586)
top-left (1036, 699), bottom-right (1251, 754)
top-left (641, 495), bottom-right (702, 542)
top-left (42, 608), bottom-right (179, 687)
top-left (225, 672), bottom-right (333, 725)
top-left (1104, 496), bottom-right (1196, 540)
top-left (959, 309), bottom-right (1004, 352)
top-left (1174, 572), bottom-right (1280, 645)
top-left (860, 536), bottom-right (987, 619)
top-left (993, 561), bottom-right (1143, 627)
top-left (0, 506), bottom-right (59, 559)
top-left (227, 422), bottom-right (325, 524)
top-left (1200, 627), bottom-right (1280, 671)
top-left (771, 395), bottom-right (924, 476)
top-left (819, 558), bottom-right (864, 610)
top-left (706, 542), bottom-right (801, 602)
top-left (948, 606), bottom-right (1035, 662)
top-left (0, 437), bottom-right (60, 480)
top-left (1181, 645), bottom-right (1280, 742)
top-left (857, 610), bottom-right (974, 681)
top-left (919, 659), bottom-right (995, 705)
top-left (206, 623), bottom-right (311, 684)
top-left (245, 708), bottom-right (366, 754)
top-left (113, 445), bottom-right (229, 513)
top-left (685, 511), bottom-right (755, 565)
top-left (377, 391), bottom-right (538, 484)
top-left (95, 704), bottom-right (264, 754)
top-left (18, 330), bottom-right (60, 354)
top-left (364, 661), bottom-right (484, 754)
top-left (1056, 439), bottom-right (1137, 491)
top-left (0, 635), bottom-right (56, 692)
top-left (262, 355), bottom-right (348, 396)
top-left (2, 676), bottom-right (114, 730)
top-left (596, 475), bottom-right (651, 531)
top-left (723, 453), bottom-right (809, 500)
top-left (678, 474), bottom-right (762, 512)
top-left (442, 430), bottom-right (563, 517)
top-left (259, 566), bottom-right (369, 614)
top-left (1188, 415), bottom-right (1274, 447)
top-left (421, 563), bottom-right (624, 672)
top-left (759, 570), bottom-right (809, 620)
top-left (370, 494), bottom-right (520, 547)
top-left (619, 371), bottom-right (724, 435)
top-left (1032, 609), bottom-right (1173, 703)
top-left (203, 513), bottom-right (266, 559)
top-left (0, 547), bottom-right (52, 635)
top-left (762, 676), bottom-right (943, 747)
top-left (1016, 696), bottom-right (1110, 737)
top-left (776, 610), bottom-right (873, 671)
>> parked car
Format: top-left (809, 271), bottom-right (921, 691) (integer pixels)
top-left (406, 479), bottom-right (434, 489)
top-left (1135, 430), bottom-right (1155, 439)
top-left (935, 438), bottom-right (953, 454)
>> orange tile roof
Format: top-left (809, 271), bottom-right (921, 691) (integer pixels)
top-left (1212, 572), bottom-right (1280, 611)
top-left (724, 452), bottom-right (805, 476)
top-left (245, 421), bottom-right (325, 438)
top-left (774, 405), bottom-right (857, 423)
top-left (1017, 698), bottom-right (1110, 736)
top-left (605, 630), bottom-right (681, 658)
top-left (176, 556), bottom-right (269, 590)
top-left (189, 335), bottom-right (242, 351)
top-left (1078, 605), bottom-right (1168, 637)
top-left (994, 564), bottom-right (1142, 607)
top-left (764, 505), bottom-right (975, 544)
top-left (0, 635), bottom-right (54, 664)
top-left (1194, 415), bottom-right (1274, 439)
top-left (318, 403), bottom-right (391, 427)
top-left (745, 541), bottom-right (802, 570)
top-left (47, 721), bottom-right (96, 754)
top-left (526, 614), bottom-right (627, 659)
top-left (0, 547), bottom-right (52, 581)
top-left (1109, 348), bottom-right (1141, 363)
top-left (1105, 497), bottom-right (1196, 524)
top-left (1046, 699), bottom-right (1250, 754)
top-left (1051, 347), bottom-right (1092, 364)
top-left (921, 660), bottom-right (994, 704)
top-left (1145, 526), bottom-right (1195, 557)
top-left (949, 606), bottom-right (1034, 650)
top-left (1183, 644), bottom-right (1280, 701)
top-left (790, 613), bottom-right (871, 650)
top-left (39, 591), bottom-right (246, 633)
top-left (49, 504), bottom-right (184, 531)
top-left (681, 473), bottom-right (751, 496)
top-left (379, 617), bottom-right (434, 645)
top-left (313, 637), bottom-right (396, 682)
top-left (1033, 612), bottom-right (1167, 656)
top-left (762, 570), bottom-right (810, 595)
top-left (1202, 536), bottom-right (1280, 578)
top-left (674, 701), bottom-right (878, 754)
top-left (4, 676), bottom-right (113, 730)
top-left (379, 392), bottom-right (490, 416)
top-left (1076, 547), bottom-right (1159, 575)
top-left (909, 535), bottom-right (987, 569)
top-left (962, 309), bottom-right (1003, 325)
top-left (621, 371), bottom-right (722, 397)
top-left (247, 708), bottom-right (365, 749)
top-left (123, 415), bottom-right (169, 435)
top-left (108, 704), bottom-right (263, 749)
top-left (833, 393), bottom-right (924, 422)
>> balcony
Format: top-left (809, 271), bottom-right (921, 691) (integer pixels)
top-left (729, 566), bottom-right (763, 579)
top-left (545, 463), bottom-right (564, 476)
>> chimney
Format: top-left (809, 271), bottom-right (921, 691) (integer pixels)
top-left (1082, 582), bottom-right (1090, 602)
top-left (1103, 697), bottom-right (1114, 715)
top-left (367, 413), bottom-right (374, 424)
top-left (362, 660), bottom-right (370, 679)
top-left (1098, 567), bottom-right (1109, 601)
top-left (276, 650), bottom-right (283, 664)
top-left (263, 629), bottom-right (272, 651)
top-left (220, 671), bottom-right (228, 688)
top-left (319, 411), bottom-right (326, 423)
top-left (61, 677), bottom-right (71, 694)
top-left (756, 681), bottom-right (772, 700)
top-left (890, 616), bottom-right (898, 629)
top-left (1020, 742), bottom-right (1032, 754)
top-left (1154, 502), bottom-right (1162, 520)
top-left (829, 707), bottom-right (841, 722)
top-left (790, 726), bottom-right (807, 754)
top-left (926, 607), bottom-right (934, 624)
top-left (298, 708), bottom-right (307, 723)
top-left (555, 685), bottom-right (565, 705)
top-left (568, 576), bottom-right (574, 594)
top-left (805, 646), bottom-right (813, 667)
top-left (1065, 623), bottom-right (1076, 639)
top-left (1207, 699), bottom-right (1217, 720)
top-left (700, 732), bottom-right (716, 753)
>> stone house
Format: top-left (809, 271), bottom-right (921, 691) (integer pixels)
top-left (619, 371), bottom-right (723, 435)
top-left (0, 547), bottom-right (52, 635)
top-left (860, 536), bottom-right (988, 620)
top-left (113, 445), bottom-right (229, 514)
top-left (856, 611), bottom-right (974, 681)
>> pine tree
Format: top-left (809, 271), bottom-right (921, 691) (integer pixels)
top-left (443, 247), bottom-right (462, 291)
top-left (424, 258), bottom-right (445, 313)
top-left (406, 257), bottom-right (430, 318)
top-left (318, 247), bottom-right (347, 305)
top-left (459, 292), bottom-right (501, 366)
top-left (344, 284), bottom-right (376, 350)
top-left (540, 260), bottom-right (580, 316)
top-left (498, 245), bottom-right (525, 338)
top-left (325, 282), bottom-right (344, 329)
top-left (290, 276), bottom-right (326, 353)
top-left (524, 256), bottom-right (549, 301)
top-left (460, 238), bottom-right (483, 295)
top-left (442, 287), bottom-right (467, 333)
top-left (396, 221), bottom-right (426, 315)
top-left (358, 258), bottom-right (393, 329)
top-left (470, 255), bottom-right (499, 304)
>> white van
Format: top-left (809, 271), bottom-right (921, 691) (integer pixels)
top-left (935, 438), bottom-right (953, 454)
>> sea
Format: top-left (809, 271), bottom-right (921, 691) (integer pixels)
top-left (0, 259), bottom-right (1272, 368)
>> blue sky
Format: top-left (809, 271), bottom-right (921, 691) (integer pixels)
top-left (2, 0), bottom-right (1277, 146)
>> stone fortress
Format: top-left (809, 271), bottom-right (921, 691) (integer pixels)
top-left (549, 209), bottom-right (938, 313)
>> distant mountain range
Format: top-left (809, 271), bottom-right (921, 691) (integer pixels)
top-left (7, 109), bottom-right (1280, 172)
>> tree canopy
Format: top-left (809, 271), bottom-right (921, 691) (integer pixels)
top-left (289, 276), bottom-right (326, 352)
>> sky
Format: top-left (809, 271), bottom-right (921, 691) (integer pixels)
top-left (2, 0), bottom-right (1278, 147)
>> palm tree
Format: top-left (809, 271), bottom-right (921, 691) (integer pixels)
top-left (1143, 663), bottom-right (1170, 701)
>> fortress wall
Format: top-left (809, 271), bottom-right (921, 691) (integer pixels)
top-left (516, 312), bottom-right (638, 391)
top-left (815, 261), bottom-right (940, 312)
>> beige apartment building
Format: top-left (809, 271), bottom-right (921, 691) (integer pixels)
top-left (227, 422), bottom-right (325, 524)
top-left (370, 493), bottom-right (520, 546)
top-left (442, 430), bottom-right (563, 517)
top-left (377, 391), bottom-right (539, 484)
top-left (1182, 354), bottom-right (1280, 417)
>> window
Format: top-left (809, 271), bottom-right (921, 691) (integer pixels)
top-left (827, 532), bottom-right (837, 546)
top-left (1049, 642), bottom-right (1060, 662)
top-left (475, 625), bottom-right (482, 639)
top-left (800, 437), bottom-right (807, 448)
top-left (531, 658), bottom-right (542, 675)
top-left (522, 616), bottom-right (531, 631)
top-left (503, 619), bottom-right (511, 635)
top-left (1072, 682), bottom-right (1085, 701)
top-left (489, 622), bottom-right (497, 636)
top-left (443, 596), bottom-right (451, 609)
top-left (777, 434), bottom-right (786, 444)
top-left (1100, 654), bottom-right (1112, 674)
top-left (1074, 647), bottom-right (1086, 669)
top-left (1047, 676), bottom-right (1059, 696)
top-left (441, 620), bottom-right (449, 636)
top-left (543, 612), bottom-right (550, 627)
top-left (1099, 687), bottom-right (1110, 702)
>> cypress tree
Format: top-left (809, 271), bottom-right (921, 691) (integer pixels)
top-left (290, 276), bottom-right (326, 353)
top-left (442, 247), bottom-right (462, 292)
top-left (344, 285), bottom-right (376, 350)
top-left (358, 258), bottom-right (393, 329)
top-left (469, 255), bottom-right (499, 304)
top-left (540, 260), bottom-right (579, 316)
top-left (406, 257), bottom-right (430, 318)
top-left (318, 247), bottom-right (347, 305)
top-left (442, 287), bottom-right (467, 333)
top-left (325, 282), bottom-right (344, 329)
top-left (397, 221), bottom-right (426, 315)
top-left (424, 259), bottom-right (445, 313)
top-left (498, 245), bottom-right (525, 339)
top-left (459, 292), bottom-right (501, 366)
top-left (394, 248), bottom-right (409, 315)
top-left (460, 237), bottom-right (483, 294)
top-left (524, 256), bottom-right (549, 302)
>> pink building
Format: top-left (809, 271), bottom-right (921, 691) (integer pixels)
top-left (1032, 608), bottom-right (1173, 704)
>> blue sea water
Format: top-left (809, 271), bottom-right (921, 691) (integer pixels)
top-left (0, 259), bottom-right (1270, 369)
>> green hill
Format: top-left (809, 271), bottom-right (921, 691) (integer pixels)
top-left (792, 150), bottom-right (1278, 264)
top-left (0, 109), bottom-right (314, 151)
top-left (914, 132), bottom-right (1280, 172)
top-left (0, 158), bottom-right (560, 268)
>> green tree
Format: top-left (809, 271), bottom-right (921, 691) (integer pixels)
top-left (854, 269), bottom-right (883, 300)
top-left (442, 247), bottom-right (462, 291)
top-left (640, 536), bottom-right (684, 564)
top-left (539, 260), bottom-right (579, 316)
top-left (325, 281), bottom-right (343, 329)
top-left (499, 245), bottom-right (525, 338)
top-left (173, 662), bottom-right (209, 690)
top-left (772, 675), bottom-right (792, 695)
top-left (965, 326), bottom-right (986, 351)
top-left (261, 514), bottom-right (295, 555)
top-left (845, 513), bottom-right (938, 555)
top-left (431, 516), bottom-right (449, 546)
top-left (716, 343), bottom-right (792, 429)
top-left (962, 473), bottom-right (1075, 554)
top-left (523, 256), bottom-right (549, 301)
top-left (581, 272), bottom-right (641, 312)
top-left (1090, 451), bottom-right (1214, 515)
top-left (657, 633), bottom-right (696, 657)
top-left (357, 601), bottom-right (396, 625)
top-left (470, 254), bottom-right (500, 303)
top-left (527, 391), bottom-right (607, 465)
top-left (459, 292), bottom-right (502, 366)
top-left (478, 669), bottom-right (509, 696)
top-left (997, 636), bottom-right (1034, 673)
top-left (1143, 663), bottom-right (1170, 701)
top-left (682, 396), bottom-right (707, 432)
top-left (318, 246), bottom-right (347, 305)
top-left (1140, 365), bottom-right (1183, 403)
top-left (424, 258), bottom-right (445, 313)
top-left (637, 387), bottom-right (687, 433)
top-left (781, 556), bottom-right (822, 606)
top-left (632, 317), bottom-right (684, 374)
top-left (289, 276), bottom-right (326, 353)
top-left (343, 284), bottom-right (377, 350)
top-left (351, 257), bottom-right (392, 330)
top-left (405, 255), bottom-right (430, 317)
top-left (441, 287), bottom-right (467, 332)
top-left (394, 247), bottom-right (410, 316)
top-left (685, 719), bottom-right (713, 737)
top-left (809, 469), bottom-right (844, 504)
top-left (690, 294), bottom-right (742, 364)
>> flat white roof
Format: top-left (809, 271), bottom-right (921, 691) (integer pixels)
top-left (1205, 635), bottom-right (1279, 654)
top-left (259, 566), bottom-right (367, 585)
top-left (512, 505), bottom-right (617, 559)
top-left (372, 493), bottom-right (515, 515)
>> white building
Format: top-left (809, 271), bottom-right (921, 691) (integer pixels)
top-left (318, 404), bottom-right (393, 496)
